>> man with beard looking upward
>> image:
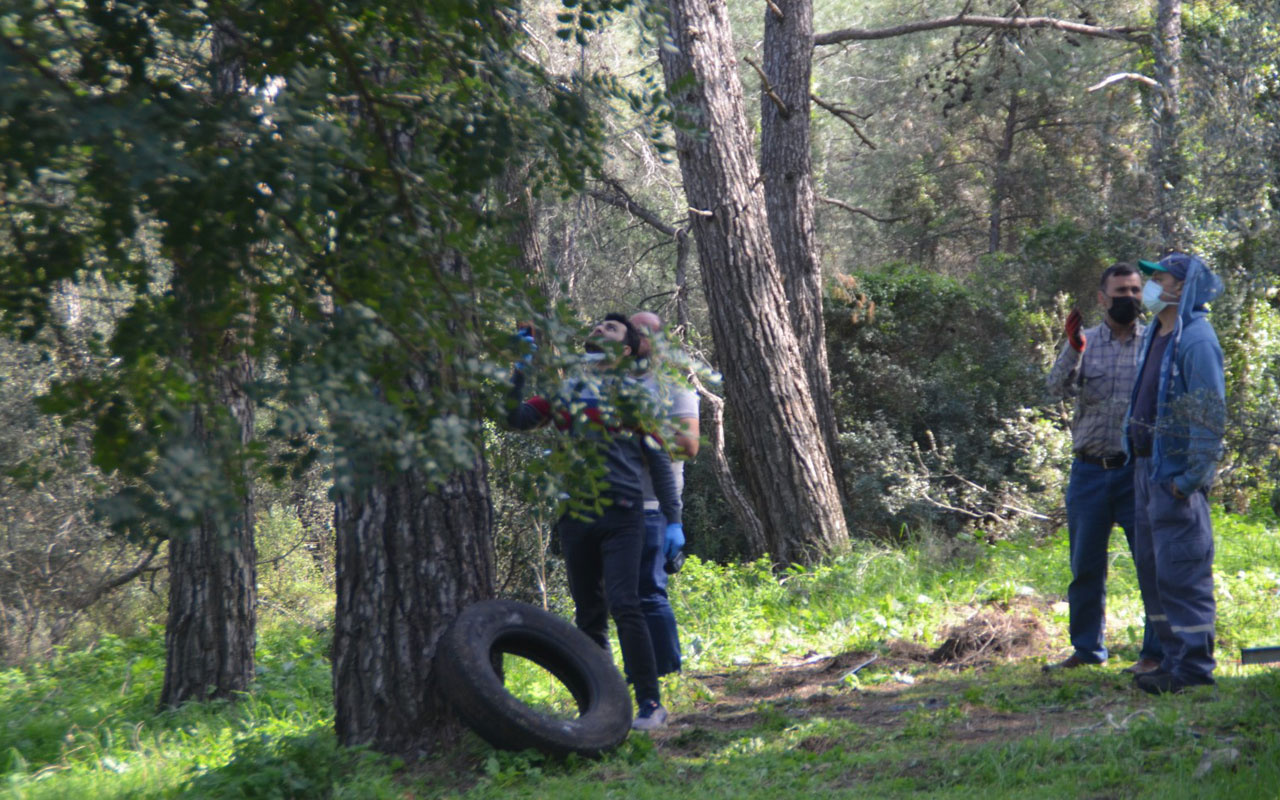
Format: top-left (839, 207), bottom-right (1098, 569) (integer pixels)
top-left (1044, 263), bottom-right (1163, 675)
top-left (508, 314), bottom-right (682, 730)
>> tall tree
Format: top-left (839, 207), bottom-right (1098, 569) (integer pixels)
top-left (759, 0), bottom-right (843, 487)
top-left (2, 0), bottom-right (607, 751)
top-left (160, 17), bottom-right (257, 708)
top-left (1151, 0), bottom-right (1185, 247)
top-left (658, 0), bottom-right (848, 564)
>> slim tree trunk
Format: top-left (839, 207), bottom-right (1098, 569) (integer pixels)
top-left (659, 0), bottom-right (848, 565)
top-left (988, 91), bottom-right (1019, 254)
top-left (1152, 0), bottom-right (1184, 248)
top-left (160, 19), bottom-right (256, 708)
top-left (760, 0), bottom-right (844, 490)
top-left (332, 457), bottom-right (495, 755)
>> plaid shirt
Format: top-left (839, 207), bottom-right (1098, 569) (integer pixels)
top-left (1047, 320), bottom-right (1146, 457)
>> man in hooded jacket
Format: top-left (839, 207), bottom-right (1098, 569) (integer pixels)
top-left (1124, 252), bottom-right (1225, 694)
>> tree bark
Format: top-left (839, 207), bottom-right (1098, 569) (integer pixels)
top-left (1152, 0), bottom-right (1184, 248)
top-left (760, 0), bottom-right (844, 491)
top-left (160, 373), bottom-right (257, 706)
top-left (988, 91), bottom-right (1019, 254)
top-left (332, 457), bottom-right (495, 755)
top-left (658, 0), bottom-right (848, 565)
top-left (160, 20), bottom-right (257, 708)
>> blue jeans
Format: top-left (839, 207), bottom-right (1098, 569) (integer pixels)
top-left (1065, 459), bottom-right (1162, 663)
top-left (1132, 459), bottom-right (1216, 683)
top-left (640, 511), bottom-right (682, 676)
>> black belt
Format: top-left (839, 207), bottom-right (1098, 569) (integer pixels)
top-left (1131, 448), bottom-right (1152, 459)
top-left (1077, 452), bottom-right (1128, 469)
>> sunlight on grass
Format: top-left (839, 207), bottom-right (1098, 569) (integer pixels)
top-left (2, 510), bottom-right (1277, 799)
top-left (500, 653), bottom-right (581, 720)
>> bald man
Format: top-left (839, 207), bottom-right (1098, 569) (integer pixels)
top-left (630, 311), bottom-right (700, 677)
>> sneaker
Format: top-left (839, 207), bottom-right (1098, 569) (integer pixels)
top-left (1121, 658), bottom-right (1162, 675)
top-left (631, 700), bottom-right (669, 731)
top-left (1041, 654), bottom-right (1101, 673)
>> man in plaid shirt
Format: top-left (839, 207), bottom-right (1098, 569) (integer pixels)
top-left (1044, 263), bottom-right (1163, 675)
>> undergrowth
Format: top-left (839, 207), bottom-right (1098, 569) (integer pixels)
top-left (2, 509), bottom-right (1278, 799)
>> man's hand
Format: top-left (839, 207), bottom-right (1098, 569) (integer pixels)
top-left (664, 522), bottom-right (685, 561)
top-left (1064, 309), bottom-right (1086, 352)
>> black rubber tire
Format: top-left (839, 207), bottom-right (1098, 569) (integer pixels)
top-left (437, 599), bottom-right (633, 758)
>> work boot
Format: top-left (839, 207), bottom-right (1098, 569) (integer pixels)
top-left (631, 699), bottom-right (669, 731)
top-left (1135, 670), bottom-right (1215, 695)
top-left (1041, 653), bottom-right (1100, 673)
top-left (1121, 657), bottom-right (1162, 675)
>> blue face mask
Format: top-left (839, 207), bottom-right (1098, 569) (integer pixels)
top-left (1142, 279), bottom-right (1171, 314)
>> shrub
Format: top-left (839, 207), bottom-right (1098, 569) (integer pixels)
top-left (825, 264), bottom-right (1069, 539)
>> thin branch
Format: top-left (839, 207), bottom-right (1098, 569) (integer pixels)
top-left (815, 14), bottom-right (1147, 47)
top-left (1087, 72), bottom-right (1160, 92)
top-left (69, 541), bottom-right (164, 612)
top-left (0, 34), bottom-right (79, 94)
top-left (818, 196), bottom-right (908, 223)
top-left (810, 93), bottom-right (876, 148)
top-left (743, 57), bottom-right (790, 118)
top-left (685, 371), bottom-right (768, 557)
top-left (588, 182), bottom-right (679, 237)
top-left (638, 289), bottom-right (678, 308)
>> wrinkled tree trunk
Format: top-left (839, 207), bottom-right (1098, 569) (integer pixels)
top-left (760, 0), bottom-right (843, 490)
top-left (659, 0), bottom-right (848, 565)
top-left (160, 364), bottom-right (257, 706)
top-left (1152, 0), bottom-right (1184, 248)
top-left (160, 20), bottom-right (257, 708)
top-left (333, 458), bottom-right (495, 755)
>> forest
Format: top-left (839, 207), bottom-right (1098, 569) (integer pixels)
top-left (2, 0), bottom-right (1280, 797)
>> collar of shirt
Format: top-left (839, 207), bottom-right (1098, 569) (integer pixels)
top-left (1089, 319), bottom-right (1144, 344)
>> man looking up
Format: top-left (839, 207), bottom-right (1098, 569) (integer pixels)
top-left (507, 313), bottom-right (683, 729)
top-left (630, 311), bottom-right (700, 678)
top-left (1045, 263), bottom-right (1163, 674)
top-left (1126, 252), bottom-right (1225, 695)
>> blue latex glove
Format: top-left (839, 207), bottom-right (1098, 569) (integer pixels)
top-left (514, 327), bottom-right (537, 368)
top-left (664, 522), bottom-right (685, 561)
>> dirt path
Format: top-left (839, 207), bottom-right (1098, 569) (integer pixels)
top-left (653, 601), bottom-right (1151, 755)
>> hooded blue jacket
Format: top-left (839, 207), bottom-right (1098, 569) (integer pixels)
top-left (1123, 255), bottom-right (1226, 495)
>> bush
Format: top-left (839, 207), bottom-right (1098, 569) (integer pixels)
top-left (825, 264), bottom-right (1069, 539)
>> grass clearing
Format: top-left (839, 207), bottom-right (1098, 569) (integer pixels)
top-left (3, 508), bottom-right (1278, 798)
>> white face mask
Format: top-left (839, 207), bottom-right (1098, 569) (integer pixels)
top-left (1142, 279), bottom-right (1171, 314)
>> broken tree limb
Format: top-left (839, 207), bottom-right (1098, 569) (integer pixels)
top-left (815, 14), bottom-right (1147, 47)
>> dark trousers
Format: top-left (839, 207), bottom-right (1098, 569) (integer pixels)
top-left (557, 499), bottom-right (660, 706)
top-left (1132, 459), bottom-right (1217, 683)
top-left (1065, 459), bottom-right (1163, 663)
top-left (640, 510), bottom-right (682, 676)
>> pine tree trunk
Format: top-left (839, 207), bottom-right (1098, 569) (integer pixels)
top-left (659, 0), bottom-right (848, 565)
top-left (332, 458), bottom-right (495, 755)
top-left (760, 0), bottom-right (844, 493)
top-left (161, 350), bottom-right (257, 707)
top-left (159, 17), bottom-right (258, 709)
top-left (1152, 0), bottom-right (1184, 247)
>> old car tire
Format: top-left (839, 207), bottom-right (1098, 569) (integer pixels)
top-left (437, 599), bottom-right (632, 758)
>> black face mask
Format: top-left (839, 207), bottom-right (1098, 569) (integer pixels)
top-left (1107, 295), bottom-right (1141, 325)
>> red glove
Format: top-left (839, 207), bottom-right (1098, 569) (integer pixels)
top-left (1064, 309), bottom-right (1086, 352)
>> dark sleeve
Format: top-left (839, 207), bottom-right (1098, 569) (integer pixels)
top-left (506, 369), bottom-right (552, 430)
top-left (642, 437), bottom-right (682, 524)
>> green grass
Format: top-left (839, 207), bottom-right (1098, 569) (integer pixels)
top-left (4, 508), bottom-right (1280, 799)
